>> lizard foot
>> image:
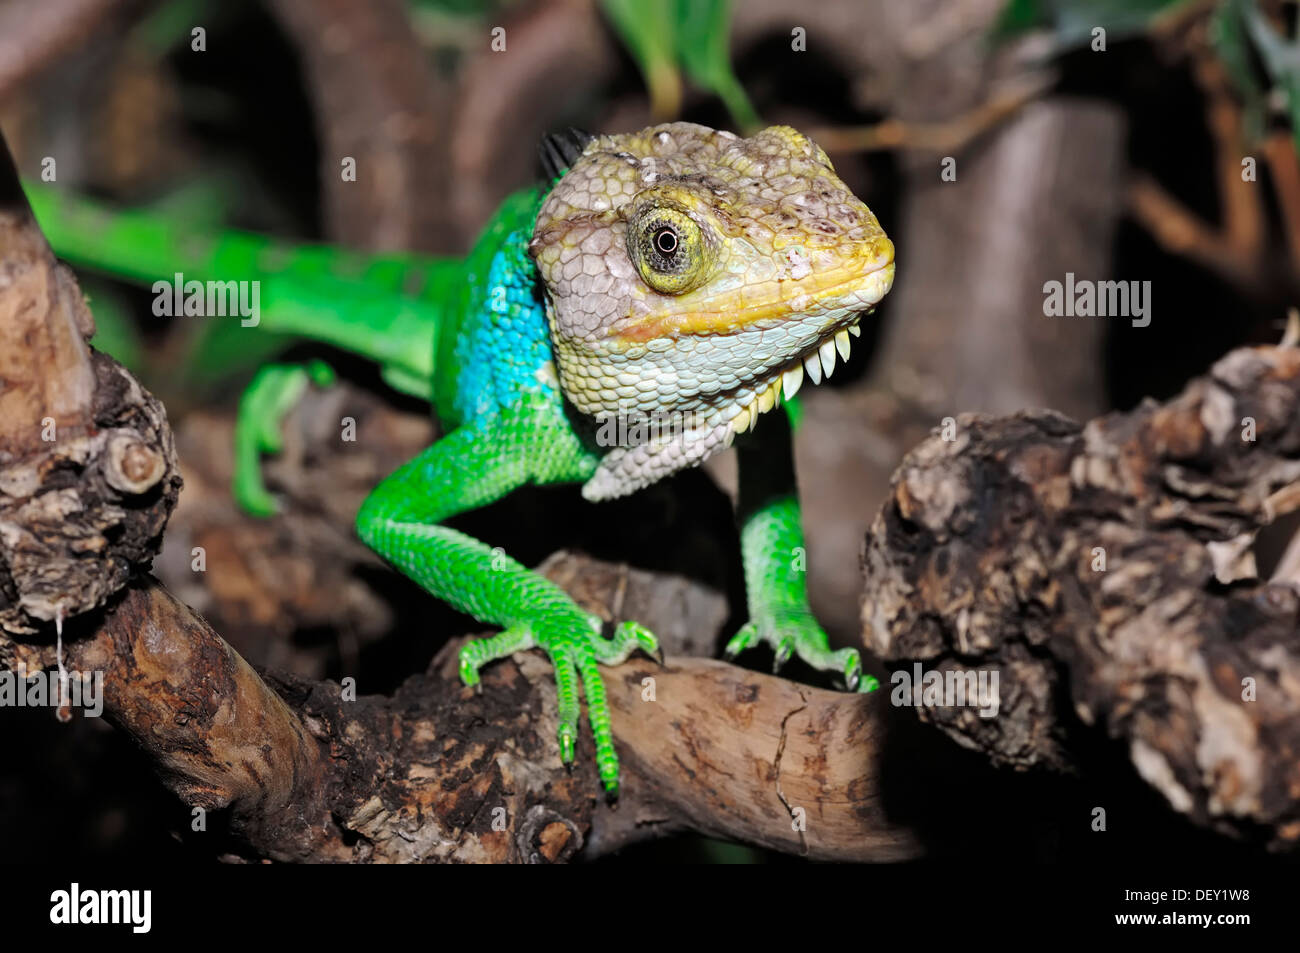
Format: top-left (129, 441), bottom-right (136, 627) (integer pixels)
top-left (233, 359), bottom-right (336, 516)
top-left (457, 610), bottom-right (660, 799)
top-left (725, 611), bottom-right (879, 694)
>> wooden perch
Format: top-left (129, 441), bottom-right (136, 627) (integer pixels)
top-left (863, 345), bottom-right (1300, 849)
top-left (0, 135), bottom-right (180, 652)
top-left (57, 568), bottom-right (920, 863)
top-left (62, 577), bottom-right (339, 862)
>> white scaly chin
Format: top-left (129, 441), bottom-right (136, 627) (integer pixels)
top-left (575, 308), bottom-right (873, 502)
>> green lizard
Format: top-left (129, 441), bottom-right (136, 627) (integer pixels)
top-left (26, 123), bottom-right (895, 797)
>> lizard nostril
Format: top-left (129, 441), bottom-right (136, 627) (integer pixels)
top-left (864, 236), bottom-right (895, 270)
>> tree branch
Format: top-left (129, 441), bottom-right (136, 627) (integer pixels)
top-left (0, 134), bottom-right (180, 648)
top-left (863, 344), bottom-right (1300, 848)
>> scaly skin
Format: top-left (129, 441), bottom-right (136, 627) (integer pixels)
top-left (25, 122), bottom-right (895, 796)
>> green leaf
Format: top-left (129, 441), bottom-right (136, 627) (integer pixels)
top-left (994, 0), bottom-right (1048, 38)
top-left (180, 318), bottom-right (296, 387)
top-left (1238, 0), bottom-right (1300, 153)
top-left (672, 0), bottom-right (760, 132)
top-left (1283, 74), bottom-right (1300, 155)
top-left (600, 0), bottom-right (758, 131)
top-left (600, 0), bottom-right (683, 120)
top-left (407, 0), bottom-right (512, 16)
top-left (1212, 0), bottom-right (1269, 143)
top-left (130, 0), bottom-right (225, 56)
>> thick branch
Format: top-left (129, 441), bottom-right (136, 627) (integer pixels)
top-left (863, 344), bottom-right (1300, 849)
top-left (0, 135), bottom-right (180, 647)
top-left (51, 561), bottom-right (918, 863)
top-left (64, 578), bottom-right (340, 862)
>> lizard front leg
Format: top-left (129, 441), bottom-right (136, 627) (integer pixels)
top-left (725, 398), bottom-right (878, 693)
top-left (233, 359), bottom-right (337, 515)
top-left (354, 395), bottom-right (660, 796)
top-left (229, 274), bottom-right (447, 515)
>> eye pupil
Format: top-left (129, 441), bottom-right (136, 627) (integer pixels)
top-left (653, 227), bottom-right (678, 255)
top-left (627, 209), bottom-right (709, 294)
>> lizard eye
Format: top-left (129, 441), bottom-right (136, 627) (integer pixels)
top-left (628, 206), bottom-right (712, 295)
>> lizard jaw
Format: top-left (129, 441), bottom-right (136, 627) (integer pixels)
top-left (575, 305), bottom-right (878, 502)
top-left (575, 248), bottom-right (893, 503)
top-left (721, 243), bottom-right (896, 443)
top-left (723, 316), bottom-right (862, 444)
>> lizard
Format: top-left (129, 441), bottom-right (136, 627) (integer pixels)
top-left (25, 122), bottom-right (896, 797)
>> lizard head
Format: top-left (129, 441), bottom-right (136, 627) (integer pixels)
top-left (530, 122), bottom-right (895, 499)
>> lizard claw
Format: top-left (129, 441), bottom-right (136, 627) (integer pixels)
top-left (606, 620), bottom-right (661, 666)
top-left (727, 611), bottom-right (879, 695)
top-left (772, 636), bottom-right (795, 672)
top-left (844, 651), bottom-right (862, 691)
top-left (723, 621), bottom-right (759, 661)
top-left (559, 732), bottom-right (576, 767)
top-left (456, 609), bottom-right (660, 794)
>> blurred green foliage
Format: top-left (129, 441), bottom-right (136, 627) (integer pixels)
top-left (131, 0), bottom-right (224, 55)
top-left (1214, 0), bottom-right (1300, 152)
top-left (601, 0), bottom-right (760, 132)
top-left (998, 0), bottom-right (1300, 152)
top-left (84, 282), bottom-right (145, 373)
top-left (408, 0), bottom-right (516, 15)
top-left (405, 0), bottom-right (760, 135)
top-left (996, 0), bottom-right (1189, 45)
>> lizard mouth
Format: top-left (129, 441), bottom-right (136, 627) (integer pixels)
top-left (719, 248), bottom-right (895, 443)
top-left (722, 316), bottom-right (863, 443)
top-left (576, 309), bottom-right (874, 502)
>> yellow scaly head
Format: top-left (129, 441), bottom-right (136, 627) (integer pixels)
top-left (531, 122), bottom-right (895, 499)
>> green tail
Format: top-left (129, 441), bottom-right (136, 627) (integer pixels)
top-left (23, 182), bottom-right (460, 297)
top-left (23, 182), bottom-right (461, 395)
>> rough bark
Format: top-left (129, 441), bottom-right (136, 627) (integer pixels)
top-left (63, 577), bottom-right (340, 862)
top-left (57, 566), bottom-right (920, 863)
top-left (0, 136), bottom-right (180, 650)
top-left (862, 344), bottom-right (1300, 849)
